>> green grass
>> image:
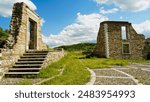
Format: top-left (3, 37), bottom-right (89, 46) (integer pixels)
top-left (20, 51), bottom-right (150, 85)
top-left (39, 52), bottom-right (133, 85)
top-left (38, 56), bottom-right (68, 78)
top-left (19, 79), bottom-right (32, 85)
top-left (129, 59), bottom-right (150, 63)
top-left (41, 52), bottom-right (90, 85)
top-left (80, 58), bottom-right (129, 69)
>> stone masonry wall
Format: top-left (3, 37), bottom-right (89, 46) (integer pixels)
top-left (0, 49), bottom-right (20, 75)
top-left (95, 21), bottom-right (145, 59)
top-left (42, 49), bottom-right (65, 68)
top-left (94, 23), bottom-right (106, 57)
top-left (10, 2), bottom-right (45, 55)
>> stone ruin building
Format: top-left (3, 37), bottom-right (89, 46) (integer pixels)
top-left (94, 21), bottom-right (146, 59)
top-left (0, 2), bottom-right (64, 78)
top-left (10, 2), bottom-right (45, 53)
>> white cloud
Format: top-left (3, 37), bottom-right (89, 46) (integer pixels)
top-left (43, 13), bottom-right (108, 47)
top-left (43, 15), bottom-right (150, 47)
top-left (120, 16), bottom-right (123, 20)
top-left (133, 20), bottom-right (150, 38)
top-left (0, 0), bottom-right (36, 17)
top-left (100, 7), bottom-right (118, 14)
top-left (40, 18), bottom-right (45, 26)
top-left (95, 0), bottom-right (150, 12)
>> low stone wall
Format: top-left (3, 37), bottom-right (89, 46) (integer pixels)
top-left (42, 49), bottom-right (65, 68)
top-left (0, 49), bottom-right (20, 79)
top-left (0, 49), bottom-right (20, 70)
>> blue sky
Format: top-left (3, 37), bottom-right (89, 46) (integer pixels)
top-left (32, 0), bottom-right (100, 35)
top-left (0, 0), bottom-right (150, 47)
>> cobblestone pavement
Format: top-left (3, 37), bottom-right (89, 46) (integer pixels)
top-left (93, 63), bottom-right (150, 85)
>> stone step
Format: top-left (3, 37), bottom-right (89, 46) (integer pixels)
top-left (21, 55), bottom-right (47, 58)
top-left (18, 58), bottom-right (45, 61)
top-left (13, 64), bottom-right (42, 68)
top-left (4, 50), bottom-right (48, 78)
top-left (8, 68), bottom-right (41, 72)
top-left (16, 61), bottom-right (44, 64)
top-left (5, 72), bottom-right (39, 78)
top-left (26, 51), bottom-right (49, 53)
top-left (23, 53), bottom-right (48, 56)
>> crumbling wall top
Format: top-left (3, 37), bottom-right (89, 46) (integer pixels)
top-left (101, 21), bottom-right (131, 25)
top-left (14, 2), bottom-right (40, 18)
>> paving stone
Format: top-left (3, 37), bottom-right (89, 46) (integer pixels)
top-left (117, 68), bottom-right (150, 84)
top-left (92, 63), bottom-right (150, 85)
top-left (93, 69), bottom-right (128, 77)
top-left (94, 77), bottom-right (137, 85)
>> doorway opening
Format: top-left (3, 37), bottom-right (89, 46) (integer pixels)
top-left (28, 18), bottom-right (37, 50)
top-left (146, 53), bottom-right (150, 60)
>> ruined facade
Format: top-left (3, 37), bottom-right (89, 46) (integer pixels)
top-left (10, 2), bottom-right (45, 54)
top-left (94, 21), bottom-right (145, 59)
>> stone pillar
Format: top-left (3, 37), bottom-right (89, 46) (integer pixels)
top-left (104, 23), bottom-right (110, 58)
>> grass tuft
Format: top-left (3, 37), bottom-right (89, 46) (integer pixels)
top-left (19, 79), bottom-right (32, 85)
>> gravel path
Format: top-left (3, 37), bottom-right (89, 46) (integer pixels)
top-left (92, 63), bottom-right (150, 85)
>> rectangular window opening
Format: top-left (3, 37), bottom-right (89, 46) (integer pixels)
top-left (122, 44), bottom-right (130, 54)
top-left (121, 26), bottom-right (127, 40)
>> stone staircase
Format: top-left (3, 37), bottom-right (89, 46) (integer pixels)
top-left (5, 50), bottom-right (49, 78)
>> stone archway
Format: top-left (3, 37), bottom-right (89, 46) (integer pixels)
top-left (10, 2), bottom-right (44, 54)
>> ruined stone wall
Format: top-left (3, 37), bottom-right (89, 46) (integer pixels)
top-left (10, 3), bottom-right (25, 55)
top-left (0, 2), bottom-right (47, 72)
top-left (42, 49), bottom-right (65, 68)
top-left (128, 25), bottom-right (145, 59)
top-left (0, 49), bottom-right (20, 76)
top-left (10, 2), bottom-right (44, 55)
top-left (95, 21), bottom-right (145, 59)
top-left (94, 24), bottom-right (106, 57)
top-left (107, 22), bottom-right (123, 58)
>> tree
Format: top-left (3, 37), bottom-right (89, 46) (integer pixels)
top-left (0, 27), bottom-right (9, 48)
